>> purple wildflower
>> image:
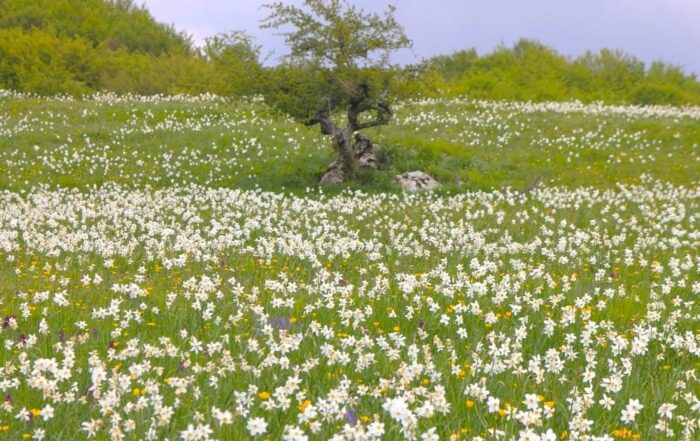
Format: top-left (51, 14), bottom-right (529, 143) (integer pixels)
top-left (344, 408), bottom-right (358, 426)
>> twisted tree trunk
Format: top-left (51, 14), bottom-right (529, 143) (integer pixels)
top-left (312, 84), bottom-right (392, 184)
top-left (334, 128), bottom-right (357, 179)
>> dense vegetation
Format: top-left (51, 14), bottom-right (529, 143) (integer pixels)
top-left (0, 0), bottom-right (259, 95)
top-left (1, 0), bottom-right (699, 105)
top-left (428, 40), bottom-right (700, 105)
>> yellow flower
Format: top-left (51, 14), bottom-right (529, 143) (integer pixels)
top-left (393, 326), bottom-right (400, 332)
top-left (544, 401), bottom-right (555, 408)
top-left (1, 425), bottom-right (9, 432)
top-left (258, 391), bottom-right (270, 400)
top-left (359, 415), bottom-right (370, 424)
top-left (290, 316), bottom-right (297, 324)
top-left (30, 408), bottom-right (41, 417)
top-left (23, 433), bottom-right (31, 439)
top-left (465, 400), bottom-right (474, 408)
top-left (298, 399), bottom-right (311, 412)
top-left (132, 388), bottom-right (141, 397)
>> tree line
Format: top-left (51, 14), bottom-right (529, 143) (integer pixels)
top-left (0, 0), bottom-right (699, 106)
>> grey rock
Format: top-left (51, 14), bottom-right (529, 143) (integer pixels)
top-left (395, 171), bottom-right (440, 192)
top-left (320, 167), bottom-right (345, 185)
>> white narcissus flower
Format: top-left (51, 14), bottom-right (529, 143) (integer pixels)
top-left (487, 396), bottom-right (500, 413)
top-left (657, 402), bottom-right (676, 419)
top-left (599, 394), bottom-right (614, 410)
top-left (40, 404), bottom-right (54, 421)
top-left (383, 396), bottom-right (411, 423)
top-left (524, 394), bottom-right (540, 411)
top-left (212, 407), bottom-right (233, 425)
top-left (541, 429), bottom-right (557, 441)
top-left (283, 426), bottom-right (308, 441)
top-left (621, 398), bottom-right (644, 423)
top-left (367, 422), bottom-right (385, 437)
top-left (422, 427), bottom-right (439, 441)
top-left (518, 428), bottom-right (541, 441)
top-left (246, 417), bottom-right (267, 436)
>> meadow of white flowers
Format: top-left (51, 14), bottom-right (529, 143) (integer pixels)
top-left (0, 93), bottom-right (698, 441)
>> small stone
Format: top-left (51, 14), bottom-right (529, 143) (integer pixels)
top-left (320, 167), bottom-right (345, 185)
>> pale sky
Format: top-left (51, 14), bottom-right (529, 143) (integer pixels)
top-left (141, 0), bottom-right (700, 75)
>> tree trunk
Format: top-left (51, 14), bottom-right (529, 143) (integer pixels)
top-left (333, 127), bottom-right (357, 179)
top-left (315, 86), bottom-right (392, 184)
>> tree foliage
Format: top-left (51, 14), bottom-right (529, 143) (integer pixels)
top-left (427, 39), bottom-right (700, 105)
top-left (0, 0), bottom-right (698, 108)
top-left (0, 0), bottom-right (192, 54)
top-left (0, 0), bottom-right (264, 95)
top-left (203, 31), bottom-right (264, 96)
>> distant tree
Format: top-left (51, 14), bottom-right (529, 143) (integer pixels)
top-left (203, 30), bottom-right (263, 96)
top-left (261, 0), bottom-right (411, 183)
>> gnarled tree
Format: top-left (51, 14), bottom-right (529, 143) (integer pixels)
top-left (261, 0), bottom-right (411, 183)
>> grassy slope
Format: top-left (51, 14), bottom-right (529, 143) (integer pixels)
top-left (0, 95), bottom-right (698, 439)
top-left (0, 96), bottom-right (698, 193)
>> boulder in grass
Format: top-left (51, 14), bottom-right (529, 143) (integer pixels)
top-left (320, 167), bottom-right (345, 185)
top-left (395, 171), bottom-right (440, 192)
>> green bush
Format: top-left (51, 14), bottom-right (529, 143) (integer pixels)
top-left (426, 39), bottom-right (700, 105)
top-left (631, 83), bottom-right (683, 105)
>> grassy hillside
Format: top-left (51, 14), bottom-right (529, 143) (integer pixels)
top-left (0, 93), bottom-right (698, 192)
top-left (0, 93), bottom-right (698, 440)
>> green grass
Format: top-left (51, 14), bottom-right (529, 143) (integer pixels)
top-left (0, 94), bottom-right (698, 440)
top-left (0, 96), bottom-right (698, 193)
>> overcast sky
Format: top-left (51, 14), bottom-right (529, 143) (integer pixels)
top-left (141, 0), bottom-right (700, 75)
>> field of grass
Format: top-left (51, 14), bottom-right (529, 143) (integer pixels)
top-left (0, 91), bottom-right (699, 441)
top-left (1, 92), bottom-right (698, 193)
